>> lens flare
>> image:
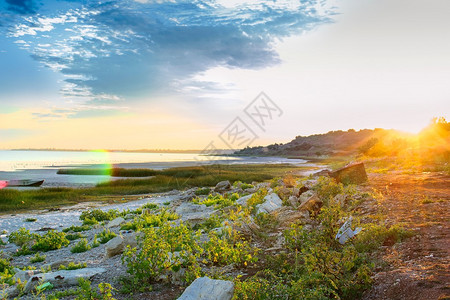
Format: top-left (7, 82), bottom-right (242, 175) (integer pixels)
top-left (89, 149), bottom-right (114, 176)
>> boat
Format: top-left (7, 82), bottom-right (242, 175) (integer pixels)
top-left (5, 179), bottom-right (45, 187)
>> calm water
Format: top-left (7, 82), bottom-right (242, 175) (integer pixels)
top-left (0, 150), bottom-right (308, 187)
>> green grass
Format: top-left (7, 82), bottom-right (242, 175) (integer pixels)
top-left (0, 164), bottom-right (299, 213)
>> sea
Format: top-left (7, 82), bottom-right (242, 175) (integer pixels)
top-left (0, 150), bottom-right (309, 188)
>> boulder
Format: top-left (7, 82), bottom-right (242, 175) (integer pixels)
top-left (276, 207), bottom-right (310, 228)
top-left (104, 233), bottom-right (138, 258)
top-left (330, 162), bottom-right (367, 184)
top-left (178, 277), bottom-right (234, 300)
top-left (236, 194), bottom-right (254, 206)
top-left (288, 196), bottom-right (299, 207)
top-left (13, 269), bottom-right (36, 283)
top-left (105, 236), bottom-right (124, 258)
top-left (24, 268), bottom-right (106, 293)
top-left (214, 181), bottom-right (231, 192)
top-left (175, 202), bottom-right (208, 215)
top-left (106, 217), bottom-right (125, 228)
top-left (276, 187), bottom-right (291, 199)
top-left (256, 193), bottom-right (283, 214)
top-left (299, 190), bottom-right (315, 204)
top-left (298, 194), bottom-right (323, 215)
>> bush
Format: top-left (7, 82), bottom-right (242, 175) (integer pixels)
top-left (141, 203), bottom-right (158, 210)
top-left (30, 253), bottom-right (46, 263)
top-left (71, 239), bottom-right (91, 253)
top-left (97, 229), bottom-right (117, 244)
top-left (122, 222), bottom-right (202, 287)
top-left (66, 233), bottom-right (86, 241)
top-left (82, 217), bottom-right (99, 226)
top-left (203, 227), bottom-right (258, 267)
top-left (194, 187), bottom-right (211, 195)
top-left (63, 225), bottom-right (91, 233)
top-left (59, 262), bottom-right (87, 270)
top-left (80, 209), bottom-right (118, 222)
top-left (32, 230), bottom-right (70, 252)
top-left (193, 193), bottom-right (240, 209)
top-left (120, 209), bottom-right (179, 231)
top-left (8, 227), bottom-right (34, 246)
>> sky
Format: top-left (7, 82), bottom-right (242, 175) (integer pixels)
top-left (0, 0), bottom-right (449, 150)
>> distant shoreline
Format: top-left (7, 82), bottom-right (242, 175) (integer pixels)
top-left (6, 148), bottom-right (236, 154)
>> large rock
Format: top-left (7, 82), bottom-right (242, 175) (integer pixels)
top-left (42, 260), bottom-right (71, 271)
top-left (13, 269), bottom-right (36, 283)
top-left (175, 202), bottom-right (208, 215)
top-left (178, 277), bottom-right (234, 300)
top-left (214, 181), bottom-right (231, 192)
top-left (236, 194), bottom-right (254, 206)
top-left (299, 190), bottom-right (315, 204)
top-left (256, 193), bottom-right (283, 214)
top-left (105, 233), bottom-right (138, 258)
top-left (106, 217), bottom-right (125, 228)
top-left (24, 268), bottom-right (106, 293)
top-left (298, 194), bottom-right (323, 215)
top-left (330, 162), bottom-right (368, 184)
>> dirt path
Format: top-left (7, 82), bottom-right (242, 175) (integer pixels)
top-left (362, 172), bottom-right (450, 300)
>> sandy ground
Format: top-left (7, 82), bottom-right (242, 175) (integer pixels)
top-left (362, 171), bottom-right (450, 300)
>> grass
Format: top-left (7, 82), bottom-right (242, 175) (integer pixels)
top-left (0, 164), bottom-right (299, 213)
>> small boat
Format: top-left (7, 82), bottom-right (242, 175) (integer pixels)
top-left (5, 179), bottom-right (45, 187)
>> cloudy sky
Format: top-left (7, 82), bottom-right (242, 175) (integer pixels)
top-left (0, 0), bottom-right (449, 150)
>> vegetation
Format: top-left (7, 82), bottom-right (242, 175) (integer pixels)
top-left (192, 193), bottom-right (240, 209)
top-left (30, 253), bottom-right (46, 263)
top-left (59, 262), bottom-right (87, 270)
top-left (97, 229), bottom-right (117, 244)
top-left (8, 228), bottom-right (69, 254)
top-left (71, 238), bottom-right (91, 253)
top-left (0, 164), bottom-right (297, 213)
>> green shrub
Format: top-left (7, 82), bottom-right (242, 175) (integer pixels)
top-left (71, 239), bottom-right (91, 253)
top-left (66, 233), bottom-right (86, 241)
top-left (193, 193), bottom-right (240, 209)
top-left (97, 229), bottom-right (117, 244)
top-left (30, 253), bottom-right (46, 263)
top-left (120, 209), bottom-right (179, 231)
top-left (82, 217), bottom-right (99, 226)
top-left (59, 262), bottom-right (87, 270)
top-left (203, 227), bottom-right (258, 267)
top-left (194, 187), bottom-right (211, 195)
top-left (8, 227), bottom-right (34, 246)
top-left (0, 258), bottom-right (15, 285)
top-left (194, 214), bottom-right (224, 231)
top-left (141, 203), bottom-right (159, 210)
top-left (75, 278), bottom-right (116, 300)
top-left (63, 225), bottom-right (91, 233)
top-left (91, 236), bottom-right (100, 248)
top-left (25, 218), bottom-right (37, 222)
top-left (80, 209), bottom-right (118, 222)
top-left (122, 222), bottom-right (202, 287)
top-left (32, 230), bottom-right (70, 252)
top-left (312, 176), bottom-right (344, 203)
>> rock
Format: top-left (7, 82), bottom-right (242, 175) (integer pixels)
top-left (276, 207), bottom-right (310, 228)
top-left (2, 285), bottom-right (19, 298)
top-left (303, 179), bottom-right (318, 189)
top-left (288, 196), bottom-right (299, 207)
top-left (181, 210), bottom-right (217, 226)
top-left (298, 194), bottom-right (323, 215)
top-left (179, 191), bottom-right (196, 202)
top-left (105, 236), bottom-right (124, 258)
top-left (105, 233), bottom-right (139, 258)
top-left (24, 268), bottom-right (106, 293)
top-left (178, 277), bottom-right (234, 300)
top-left (299, 190), bottom-right (315, 204)
top-left (330, 162), bottom-right (367, 184)
top-left (236, 194), bottom-right (254, 206)
top-left (13, 269), bottom-right (36, 283)
top-left (214, 181), bottom-right (231, 192)
top-left (276, 187), bottom-right (291, 199)
top-left (256, 193), bottom-right (283, 214)
top-left (106, 217), bottom-right (125, 228)
top-left (313, 169), bottom-right (331, 177)
top-left (175, 202), bottom-right (208, 215)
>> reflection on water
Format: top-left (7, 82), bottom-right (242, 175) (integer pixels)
top-left (0, 150), bottom-right (308, 188)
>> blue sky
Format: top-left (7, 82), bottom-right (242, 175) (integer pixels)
top-left (0, 0), bottom-right (449, 149)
